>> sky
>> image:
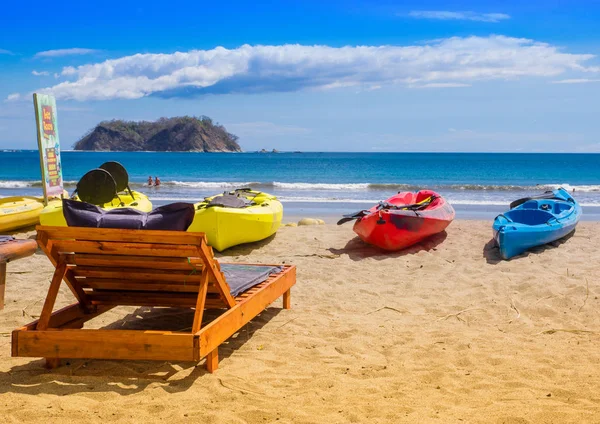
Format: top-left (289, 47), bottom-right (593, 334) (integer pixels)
top-left (1, 0), bottom-right (600, 152)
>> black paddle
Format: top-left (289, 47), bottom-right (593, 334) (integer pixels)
top-left (377, 196), bottom-right (437, 212)
top-left (509, 190), bottom-right (562, 209)
top-left (337, 210), bottom-right (369, 225)
top-left (336, 196), bottom-right (437, 225)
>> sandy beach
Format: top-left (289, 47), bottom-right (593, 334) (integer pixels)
top-left (1, 220), bottom-right (599, 423)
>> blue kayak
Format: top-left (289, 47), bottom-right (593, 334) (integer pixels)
top-left (493, 188), bottom-right (582, 260)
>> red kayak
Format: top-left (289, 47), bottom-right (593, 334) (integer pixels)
top-left (338, 190), bottom-right (455, 251)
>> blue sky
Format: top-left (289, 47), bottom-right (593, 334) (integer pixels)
top-left (1, 0), bottom-right (600, 152)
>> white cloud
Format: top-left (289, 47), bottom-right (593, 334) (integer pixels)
top-left (412, 82), bottom-right (471, 88)
top-left (16, 36), bottom-right (599, 101)
top-left (34, 48), bottom-right (98, 58)
top-left (5, 93), bottom-right (21, 102)
top-left (0, 49), bottom-right (14, 55)
top-left (551, 78), bottom-right (600, 84)
top-left (408, 11), bottom-right (510, 22)
top-left (32, 70), bottom-right (50, 76)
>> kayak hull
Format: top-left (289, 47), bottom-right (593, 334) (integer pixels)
top-left (353, 190), bottom-right (455, 251)
top-left (39, 191), bottom-right (153, 226)
top-left (0, 196), bottom-right (45, 232)
top-left (493, 188), bottom-right (581, 260)
top-left (188, 191), bottom-right (283, 251)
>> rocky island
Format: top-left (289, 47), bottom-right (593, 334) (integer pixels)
top-left (73, 116), bottom-right (242, 152)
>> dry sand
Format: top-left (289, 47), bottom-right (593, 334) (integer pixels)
top-left (1, 221), bottom-right (600, 423)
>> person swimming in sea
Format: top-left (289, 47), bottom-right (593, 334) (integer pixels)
top-left (148, 176), bottom-right (153, 186)
top-left (154, 176), bottom-right (161, 187)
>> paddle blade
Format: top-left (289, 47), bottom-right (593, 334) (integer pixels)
top-left (337, 210), bottom-right (368, 225)
top-left (509, 191), bottom-right (557, 209)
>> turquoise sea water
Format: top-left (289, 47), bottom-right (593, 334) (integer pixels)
top-left (1, 151), bottom-right (599, 220)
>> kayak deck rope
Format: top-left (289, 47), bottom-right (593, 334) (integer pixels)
top-left (377, 195), bottom-right (437, 212)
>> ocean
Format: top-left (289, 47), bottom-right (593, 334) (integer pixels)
top-left (1, 151), bottom-right (599, 220)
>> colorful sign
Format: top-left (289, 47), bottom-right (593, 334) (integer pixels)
top-left (34, 93), bottom-right (64, 203)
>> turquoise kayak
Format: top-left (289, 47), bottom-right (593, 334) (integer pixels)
top-left (493, 187), bottom-right (582, 260)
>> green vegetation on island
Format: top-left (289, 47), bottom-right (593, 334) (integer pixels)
top-left (73, 116), bottom-right (242, 152)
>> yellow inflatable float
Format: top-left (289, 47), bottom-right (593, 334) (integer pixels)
top-left (188, 188), bottom-right (282, 251)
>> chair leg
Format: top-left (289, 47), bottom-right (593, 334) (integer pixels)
top-left (206, 348), bottom-right (218, 373)
top-left (0, 262), bottom-right (6, 310)
top-left (45, 358), bottom-right (60, 369)
top-left (283, 289), bottom-right (291, 309)
top-left (37, 262), bottom-right (67, 331)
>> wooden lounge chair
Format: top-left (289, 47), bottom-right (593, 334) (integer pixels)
top-left (11, 226), bottom-right (295, 372)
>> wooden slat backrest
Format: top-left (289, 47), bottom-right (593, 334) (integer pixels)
top-left (38, 226), bottom-right (208, 245)
top-left (35, 226), bottom-right (236, 309)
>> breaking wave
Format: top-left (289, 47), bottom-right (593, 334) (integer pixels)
top-left (154, 181), bottom-right (600, 192)
top-left (1, 179), bottom-right (599, 193)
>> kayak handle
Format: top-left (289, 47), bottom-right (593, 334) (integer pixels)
top-left (496, 214), bottom-right (513, 223)
top-left (546, 216), bottom-right (561, 226)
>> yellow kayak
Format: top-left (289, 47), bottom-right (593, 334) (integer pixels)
top-left (187, 189), bottom-right (282, 251)
top-left (0, 196), bottom-right (45, 232)
top-left (40, 191), bottom-right (153, 226)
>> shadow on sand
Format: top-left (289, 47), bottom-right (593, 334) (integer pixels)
top-left (483, 229), bottom-right (576, 265)
top-left (328, 231), bottom-right (448, 261)
top-left (0, 306), bottom-right (282, 396)
top-left (215, 232), bottom-right (278, 258)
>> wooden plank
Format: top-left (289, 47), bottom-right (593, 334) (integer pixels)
top-left (49, 242), bottom-right (60, 264)
top-left (198, 266), bottom-right (296, 356)
top-left (37, 234), bottom-right (92, 313)
top-left (36, 230), bottom-right (49, 251)
top-left (196, 242), bottom-right (236, 308)
top-left (69, 254), bottom-right (204, 271)
top-left (37, 261), bottom-right (67, 330)
top-left (191, 269), bottom-right (210, 333)
top-left (83, 290), bottom-right (226, 308)
top-left (51, 240), bottom-right (199, 258)
top-left (63, 269), bottom-right (93, 310)
top-left (283, 289), bottom-right (291, 309)
top-left (71, 266), bottom-right (203, 282)
top-left (38, 226), bottom-right (207, 246)
top-left (13, 329), bottom-right (196, 361)
top-left (16, 304), bottom-right (105, 334)
top-left (0, 239), bottom-right (37, 262)
top-left (78, 279), bottom-right (202, 293)
top-left (86, 291), bottom-right (199, 307)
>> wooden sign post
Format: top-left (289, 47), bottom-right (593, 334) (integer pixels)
top-left (33, 93), bottom-right (64, 205)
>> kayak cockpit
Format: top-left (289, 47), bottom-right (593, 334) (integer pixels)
top-left (502, 209), bottom-right (555, 225)
top-left (499, 199), bottom-right (575, 226)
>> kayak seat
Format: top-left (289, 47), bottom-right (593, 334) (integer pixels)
top-left (505, 209), bottom-right (555, 225)
top-left (521, 200), bottom-right (540, 209)
top-left (206, 194), bottom-right (247, 208)
top-left (554, 202), bottom-right (572, 215)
